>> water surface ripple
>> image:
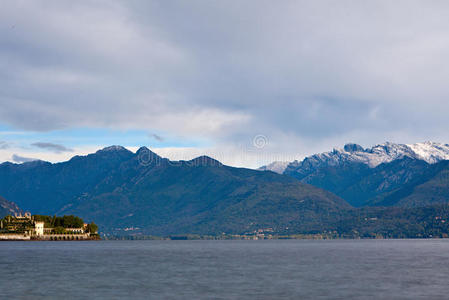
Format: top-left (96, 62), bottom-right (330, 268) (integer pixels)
top-left (1, 239), bottom-right (448, 299)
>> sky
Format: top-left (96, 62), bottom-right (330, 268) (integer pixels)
top-left (1, 0), bottom-right (449, 168)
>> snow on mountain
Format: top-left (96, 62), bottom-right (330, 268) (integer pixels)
top-left (262, 142), bottom-right (449, 174)
top-left (97, 145), bottom-right (129, 152)
top-left (407, 141), bottom-right (449, 164)
top-left (258, 161), bottom-right (290, 174)
top-left (362, 141), bottom-right (449, 166)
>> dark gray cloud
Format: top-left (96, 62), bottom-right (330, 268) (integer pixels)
top-left (31, 142), bottom-right (73, 153)
top-left (12, 154), bottom-right (38, 163)
top-left (149, 134), bottom-right (164, 142)
top-left (1, 1), bottom-right (449, 155)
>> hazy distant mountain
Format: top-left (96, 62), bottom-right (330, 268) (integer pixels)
top-left (0, 195), bottom-right (22, 218)
top-left (258, 161), bottom-right (290, 174)
top-left (0, 146), bottom-right (348, 235)
top-left (264, 142), bottom-right (449, 207)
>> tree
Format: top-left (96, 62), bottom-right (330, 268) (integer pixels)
top-left (86, 222), bottom-right (98, 234)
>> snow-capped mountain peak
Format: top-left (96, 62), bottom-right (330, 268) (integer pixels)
top-left (260, 141), bottom-right (449, 174)
top-left (320, 141), bottom-right (449, 168)
top-left (97, 145), bottom-right (128, 152)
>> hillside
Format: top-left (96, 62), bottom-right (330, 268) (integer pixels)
top-left (374, 161), bottom-right (449, 207)
top-left (0, 146), bottom-right (134, 213)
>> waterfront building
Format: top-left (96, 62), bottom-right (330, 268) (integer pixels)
top-left (0, 213), bottom-right (97, 240)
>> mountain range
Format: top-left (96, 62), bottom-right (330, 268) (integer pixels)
top-left (261, 142), bottom-right (449, 207)
top-left (1, 141), bottom-right (449, 238)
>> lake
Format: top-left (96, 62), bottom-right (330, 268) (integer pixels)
top-left (1, 239), bottom-right (449, 299)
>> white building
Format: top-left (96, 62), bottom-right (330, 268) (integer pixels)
top-left (34, 222), bottom-right (44, 236)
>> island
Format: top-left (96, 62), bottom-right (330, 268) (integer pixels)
top-left (0, 212), bottom-right (99, 241)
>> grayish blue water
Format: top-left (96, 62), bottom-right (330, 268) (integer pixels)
top-left (1, 239), bottom-right (449, 299)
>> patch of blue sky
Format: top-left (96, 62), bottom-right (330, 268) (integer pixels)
top-left (0, 124), bottom-right (207, 150)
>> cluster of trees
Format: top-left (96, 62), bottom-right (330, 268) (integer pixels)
top-left (33, 214), bottom-right (98, 233)
top-left (34, 215), bottom-right (84, 228)
top-left (86, 222), bottom-right (98, 234)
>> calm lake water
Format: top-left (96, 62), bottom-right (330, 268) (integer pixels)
top-left (1, 239), bottom-right (449, 299)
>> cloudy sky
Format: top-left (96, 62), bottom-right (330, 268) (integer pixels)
top-left (1, 0), bottom-right (449, 168)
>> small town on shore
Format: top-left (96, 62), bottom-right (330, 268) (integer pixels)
top-left (0, 213), bottom-right (99, 241)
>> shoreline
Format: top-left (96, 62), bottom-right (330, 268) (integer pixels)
top-left (102, 234), bottom-right (449, 241)
top-left (0, 234), bottom-right (101, 241)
